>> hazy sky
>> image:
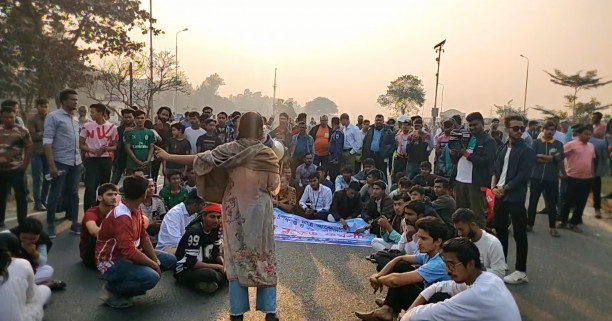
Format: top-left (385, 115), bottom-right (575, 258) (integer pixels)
top-left (139, 0), bottom-right (612, 119)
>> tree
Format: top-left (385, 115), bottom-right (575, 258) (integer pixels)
top-left (494, 100), bottom-right (527, 119)
top-left (0, 0), bottom-right (157, 118)
top-left (377, 75), bottom-right (426, 115)
top-left (303, 97), bottom-right (338, 117)
top-left (534, 97), bottom-right (610, 122)
top-left (544, 69), bottom-right (612, 117)
top-left (84, 51), bottom-right (187, 115)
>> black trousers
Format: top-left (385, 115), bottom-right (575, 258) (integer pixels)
top-left (592, 176), bottom-right (602, 210)
top-left (527, 179), bottom-right (558, 228)
top-left (494, 200), bottom-right (528, 272)
top-left (560, 177), bottom-right (592, 225)
top-left (329, 161), bottom-right (341, 183)
top-left (0, 168), bottom-right (27, 225)
top-left (370, 152), bottom-right (387, 176)
top-left (175, 268), bottom-right (226, 287)
top-left (83, 157), bottom-right (112, 212)
top-left (383, 261), bottom-right (423, 313)
top-left (81, 237), bottom-right (97, 269)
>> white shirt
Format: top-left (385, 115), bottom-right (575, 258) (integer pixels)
top-left (156, 203), bottom-right (196, 250)
top-left (0, 258), bottom-right (51, 321)
top-left (184, 127), bottom-right (206, 154)
top-left (403, 272), bottom-right (521, 321)
top-left (396, 231), bottom-right (419, 255)
top-left (299, 184), bottom-right (333, 212)
top-left (537, 130), bottom-right (566, 144)
top-left (496, 147), bottom-right (512, 187)
top-left (474, 230), bottom-right (506, 279)
top-left (342, 124), bottom-right (362, 154)
top-left (455, 156), bottom-right (473, 184)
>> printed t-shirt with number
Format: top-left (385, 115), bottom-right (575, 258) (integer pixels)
top-left (174, 223), bottom-right (222, 275)
top-left (79, 121), bottom-right (118, 158)
top-left (0, 124), bottom-right (33, 170)
top-left (124, 128), bottom-right (155, 170)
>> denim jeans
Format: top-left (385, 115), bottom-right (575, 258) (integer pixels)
top-left (83, 157), bottom-right (112, 212)
top-left (155, 250), bottom-right (177, 272)
top-left (229, 280), bottom-right (276, 316)
top-left (31, 153), bottom-right (50, 206)
top-left (102, 259), bottom-right (160, 297)
top-left (111, 159), bottom-right (125, 185)
top-left (0, 168), bottom-right (28, 225)
top-left (405, 162), bottom-right (420, 180)
top-left (46, 162), bottom-right (81, 226)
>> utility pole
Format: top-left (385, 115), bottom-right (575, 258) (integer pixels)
top-left (432, 39), bottom-right (446, 126)
top-left (173, 28), bottom-right (188, 109)
top-left (272, 68), bottom-right (278, 116)
top-left (520, 54), bottom-right (529, 115)
top-left (149, 0), bottom-right (154, 116)
top-left (129, 62), bottom-right (133, 108)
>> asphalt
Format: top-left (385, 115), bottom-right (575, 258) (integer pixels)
top-left (3, 190), bottom-right (612, 321)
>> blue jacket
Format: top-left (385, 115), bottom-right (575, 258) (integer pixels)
top-left (329, 127), bottom-right (345, 163)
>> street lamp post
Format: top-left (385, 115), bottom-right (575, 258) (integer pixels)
top-left (520, 54), bottom-right (529, 114)
top-left (173, 28), bottom-right (189, 109)
top-left (149, 0), bottom-right (153, 114)
top-left (432, 40), bottom-right (446, 126)
top-left (438, 83), bottom-right (445, 114)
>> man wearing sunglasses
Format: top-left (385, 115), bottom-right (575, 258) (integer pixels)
top-left (451, 112), bottom-right (497, 228)
top-left (491, 115), bottom-right (536, 285)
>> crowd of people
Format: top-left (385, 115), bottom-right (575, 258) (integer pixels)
top-left (0, 87), bottom-right (609, 320)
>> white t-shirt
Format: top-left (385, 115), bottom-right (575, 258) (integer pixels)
top-left (0, 258), bottom-right (51, 321)
top-left (497, 147), bottom-right (512, 187)
top-left (473, 230), bottom-right (506, 279)
top-left (403, 272), bottom-right (521, 321)
top-left (455, 156), bottom-right (473, 184)
top-left (184, 127), bottom-right (206, 154)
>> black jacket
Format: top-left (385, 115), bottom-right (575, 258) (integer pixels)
top-left (530, 138), bottom-right (564, 182)
top-left (451, 132), bottom-right (497, 188)
top-left (494, 139), bottom-right (536, 203)
top-left (362, 126), bottom-right (395, 159)
top-left (308, 124), bottom-right (332, 142)
top-left (361, 195), bottom-right (394, 237)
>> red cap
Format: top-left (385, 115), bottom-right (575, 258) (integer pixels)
top-left (202, 203), bottom-right (222, 214)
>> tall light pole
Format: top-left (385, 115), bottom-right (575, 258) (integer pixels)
top-left (432, 39), bottom-right (446, 126)
top-left (438, 83), bottom-right (445, 114)
top-left (149, 0), bottom-right (154, 114)
top-left (272, 68), bottom-right (278, 116)
top-left (520, 54), bottom-right (529, 114)
top-left (173, 27), bottom-right (188, 109)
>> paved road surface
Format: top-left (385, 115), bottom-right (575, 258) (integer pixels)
top-left (2, 190), bottom-right (611, 321)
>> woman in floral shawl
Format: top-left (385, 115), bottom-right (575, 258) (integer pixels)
top-left (154, 112), bottom-right (281, 321)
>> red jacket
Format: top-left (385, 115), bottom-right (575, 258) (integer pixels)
top-left (95, 201), bottom-right (150, 274)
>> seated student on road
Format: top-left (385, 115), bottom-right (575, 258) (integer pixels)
top-left (355, 217), bottom-right (451, 321)
top-left (0, 232), bottom-right (51, 321)
top-left (316, 166), bottom-right (335, 193)
top-left (452, 208), bottom-right (505, 279)
top-left (354, 158), bottom-right (387, 184)
top-left (410, 185), bottom-right (444, 223)
top-left (156, 189), bottom-right (206, 254)
top-left (371, 194), bottom-right (411, 251)
top-left (10, 218), bottom-right (65, 290)
top-left (296, 172), bottom-right (333, 220)
top-left (159, 170), bottom-right (188, 211)
top-left (411, 161), bottom-right (436, 188)
top-left (431, 177), bottom-right (457, 235)
top-left (389, 177), bottom-right (412, 198)
top-left (174, 203), bottom-right (227, 294)
top-left (294, 153), bottom-right (317, 188)
top-left (80, 183), bottom-right (119, 269)
top-left (329, 181), bottom-right (362, 229)
top-left (96, 175), bottom-right (176, 308)
top-left (403, 238), bottom-right (521, 321)
top-left (335, 165), bottom-right (358, 191)
top-left (273, 175), bottom-right (297, 214)
top-left (140, 178), bottom-right (167, 243)
top-left (357, 180), bottom-right (394, 237)
top-left (183, 168), bottom-right (197, 193)
top-left (360, 169), bottom-right (383, 204)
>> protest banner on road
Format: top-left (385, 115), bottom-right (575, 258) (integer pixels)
top-left (273, 209), bottom-right (374, 247)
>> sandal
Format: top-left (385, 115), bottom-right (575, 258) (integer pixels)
top-left (47, 280), bottom-right (67, 291)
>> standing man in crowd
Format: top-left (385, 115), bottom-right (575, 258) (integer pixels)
top-left (216, 112), bottom-right (229, 143)
top-left (27, 98), bottom-right (50, 212)
top-left (197, 119), bottom-right (223, 153)
top-left (80, 103), bottom-right (118, 212)
top-left (0, 104), bottom-right (32, 228)
top-left (270, 112), bottom-right (293, 153)
top-left (111, 108), bottom-right (134, 184)
top-left (341, 113), bottom-right (362, 172)
top-left (362, 114), bottom-right (394, 175)
top-left (290, 122), bottom-right (314, 175)
top-left (392, 117), bottom-right (411, 182)
top-left (184, 112), bottom-right (206, 155)
top-left (309, 115), bottom-right (331, 166)
top-left (452, 112), bottom-right (496, 227)
top-left (328, 116), bottom-right (345, 182)
top-left (492, 115), bottom-right (535, 285)
top-left (44, 89), bottom-right (83, 237)
top-left (76, 105), bottom-right (89, 130)
top-left (152, 107), bottom-right (172, 183)
top-left (124, 110), bottom-right (155, 176)
top-left (591, 112), bottom-right (606, 139)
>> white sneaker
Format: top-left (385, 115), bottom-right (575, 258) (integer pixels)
top-left (504, 271), bottom-right (528, 284)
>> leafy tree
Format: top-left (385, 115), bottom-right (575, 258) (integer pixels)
top-left (544, 69), bottom-right (612, 117)
top-left (377, 75), bottom-right (426, 115)
top-left (494, 100), bottom-right (527, 119)
top-left (84, 51), bottom-right (187, 115)
top-left (303, 97), bottom-right (338, 117)
top-left (0, 0), bottom-right (157, 118)
top-left (534, 97), bottom-right (610, 121)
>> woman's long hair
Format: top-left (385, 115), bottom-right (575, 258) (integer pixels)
top-left (236, 112), bottom-right (264, 141)
top-left (0, 233), bottom-right (20, 284)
